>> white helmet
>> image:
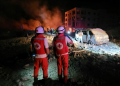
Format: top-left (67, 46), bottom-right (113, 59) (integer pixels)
top-left (35, 27), bottom-right (44, 33)
top-left (57, 26), bottom-right (65, 33)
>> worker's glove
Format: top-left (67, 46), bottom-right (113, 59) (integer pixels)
top-left (47, 54), bottom-right (51, 60)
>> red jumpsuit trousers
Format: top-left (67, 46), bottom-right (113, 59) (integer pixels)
top-left (57, 54), bottom-right (69, 83)
top-left (34, 57), bottom-right (48, 79)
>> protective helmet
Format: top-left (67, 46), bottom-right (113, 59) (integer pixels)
top-left (57, 26), bottom-right (65, 33)
top-left (35, 27), bottom-right (44, 33)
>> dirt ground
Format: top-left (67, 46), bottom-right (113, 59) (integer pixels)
top-left (0, 33), bottom-right (120, 86)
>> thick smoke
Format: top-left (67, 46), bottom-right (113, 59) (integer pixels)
top-left (0, 0), bottom-right (63, 31)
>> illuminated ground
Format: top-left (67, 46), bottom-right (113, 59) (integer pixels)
top-left (70, 35), bottom-right (120, 56)
top-left (0, 33), bottom-right (120, 86)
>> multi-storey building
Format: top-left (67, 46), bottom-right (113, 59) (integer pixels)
top-left (65, 7), bottom-right (108, 32)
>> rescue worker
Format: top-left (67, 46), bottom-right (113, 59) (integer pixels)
top-left (52, 26), bottom-right (74, 84)
top-left (78, 30), bottom-right (83, 43)
top-left (30, 26), bottom-right (50, 85)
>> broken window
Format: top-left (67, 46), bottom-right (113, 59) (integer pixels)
top-left (72, 22), bottom-right (75, 27)
top-left (81, 10), bottom-right (86, 15)
top-left (81, 17), bottom-right (86, 20)
top-left (77, 17), bottom-right (80, 20)
top-left (72, 10), bottom-right (75, 15)
top-left (72, 16), bottom-right (75, 21)
top-left (65, 14), bottom-right (67, 16)
top-left (77, 10), bottom-right (80, 14)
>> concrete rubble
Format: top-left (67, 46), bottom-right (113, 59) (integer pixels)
top-left (0, 34), bottom-right (120, 86)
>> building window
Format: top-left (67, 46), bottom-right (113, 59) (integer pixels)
top-left (81, 17), bottom-right (86, 20)
top-left (72, 10), bottom-right (75, 15)
top-left (70, 13), bottom-right (71, 15)
top-left (81, 10), bottom-right (86, 15)
top-left (72, 22), bottom-right (75, 27)
top-left (72, 16), bottom-right (75, 21)
top-left (65, 14), bottom-right (67, 16)
top-left (65, 18), bottom-right (67, 21)
top-left (77, 10), bottom-right (80, 14)
top-left (77, 17), bottom-right (80, 20)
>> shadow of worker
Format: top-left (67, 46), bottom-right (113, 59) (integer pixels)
top-left (33, 78), bottom-right (62, 86)
top-left (33, 78), bottom-right (79, 86)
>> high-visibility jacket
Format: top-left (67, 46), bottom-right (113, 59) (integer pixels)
top-left (32, 34), bottom-right (46, 54)
top-left (53, 34), bottom-right (69, 55)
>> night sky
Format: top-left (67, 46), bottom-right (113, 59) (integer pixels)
top-left (46, 0), bottom-right (120, 13)
top-left (0, 0), bottom-right (120, 30)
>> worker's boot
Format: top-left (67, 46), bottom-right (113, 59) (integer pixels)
top-left (58, 74), bottom-right (62, 82)
top-left (33, 77), bottom-right (38, 86)
top-left (64, 76), bottom-right (68, 84)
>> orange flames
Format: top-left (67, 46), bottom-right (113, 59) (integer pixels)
top-left (0, 0), bottom-right (63, 31)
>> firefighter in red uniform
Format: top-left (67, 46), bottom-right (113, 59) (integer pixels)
top-left (52, 26), bottom-right (74, 83)
top-left (30, 26), bottom-right (50, 85)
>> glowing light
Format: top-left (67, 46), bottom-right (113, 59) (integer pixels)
top-left (67, 31), bottom-right (71, 34)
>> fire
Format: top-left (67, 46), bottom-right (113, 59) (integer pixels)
top-left (0, 0), bottom-right (63, 31)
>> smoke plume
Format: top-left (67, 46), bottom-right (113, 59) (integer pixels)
top-left (0, 0), bottom-right (63, 31)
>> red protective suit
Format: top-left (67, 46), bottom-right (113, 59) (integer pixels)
top-left (53, 33), bottom-right (69, 83)
top-left (31, 34), bottom-right (48, 79)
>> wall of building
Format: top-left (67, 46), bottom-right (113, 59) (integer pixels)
top-left (65, 7), bottom-right (110, 32)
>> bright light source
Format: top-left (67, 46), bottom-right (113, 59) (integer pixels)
top-left (32, 54), bottom-right (35, 57)
top-left (67, 31), bottom-right (71, 34)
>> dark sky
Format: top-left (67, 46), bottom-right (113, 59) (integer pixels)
top-left (0, 0), bottom-right (120, 30)
top-left (1, 0), bottom-right (120, 17)
top-left (47, 0), bottom-right (120, 12)
top-left (0, 0), bottom-right (120, 19)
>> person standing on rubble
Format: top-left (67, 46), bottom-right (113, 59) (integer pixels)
top-left (52, 26), bottom-right (74, 84)
top-left (78, 30), bottom-right (83, 43)
top-left (30, 26), bottom-right (50, 85)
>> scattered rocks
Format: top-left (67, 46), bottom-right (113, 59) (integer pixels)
top-left (21, 76), bottom-right (29, 81)
top-left (1, 34), bottom-right (120, 86)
